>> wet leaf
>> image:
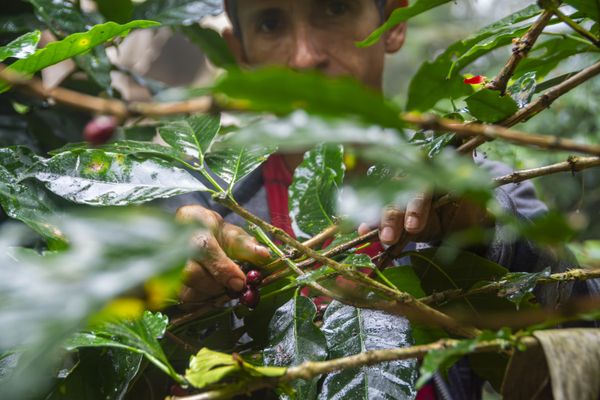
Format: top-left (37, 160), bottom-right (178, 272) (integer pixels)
top-left (32, 150), bottom-right (207, 206)
top-left (186, 348), bottom-right (286, 390)
top-left (0, 209), bottom-right (195, 399)
top-left (205, 140), bottom-right (274, 191)
top-left (0, 20), bottom-right (159, 93)
top-left (507, 72), bottom-right (537, 108)
top-left (51, 140), bottom-right (185, 163)
top-left (158, 114), bottom-right (220, 162)
top-left (563, 0), bottom-right (600, 22)
top-left (65, 311), bottom-right (179, 380)
top-left (358, 0), bottom-right (453, 47)
top-left (289, 144), bottom-right (344, 236)
top-left (0, 30), bottom-right (40, 62)
top-left (319, 301), bottom-right (417, 400)
top-left (497, 268), bottom-right (551, 307)
top-left (263, 295), bottom-right (328, 400)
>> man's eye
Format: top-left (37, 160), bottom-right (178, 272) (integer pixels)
top-left (325, 0), bottom-right (350, 17)
top-left (256, 12), bottom-right (283, 34)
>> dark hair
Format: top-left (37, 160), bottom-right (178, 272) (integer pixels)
top-left (225, 0), bottom-right (387, 37)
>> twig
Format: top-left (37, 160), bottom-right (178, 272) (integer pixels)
top-left (550, 7), bottom-right (600, 47)
top-left (493, 156), bottom-right (600, 186)
top-left (0, 65), bottom-right (213, 120)
top-left (171, 336), bottom-right (540, 400)
top-left (403, 113), bottom-right (600, 156)
top-left (420, 268), bottom-right (600, 305)
top-left (214, 194), bottom-right (481, 338)
top-left (458, 60), bottom-right (600, 153)
top-left (486, 9), bottom-right (554, 94)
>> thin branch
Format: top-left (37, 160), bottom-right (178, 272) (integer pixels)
top-left (486, 9), bottom-right (554, 94)
top-left (551, 7), bottom-right (600, 47)
top-left (493, 156), bottom-right (600, 186)
top-left (214, 195), bottom-right (481, 338)
top-left (458, 59), bottom-right (600, 153)
top-left (0, 65), bottom-right (213, 120)
top-left (171, 336), bottom-right (540, 400)
top-left (420, 268), bottom-right (600, 306)
top-left (403, 113), bottom-right (600, 156)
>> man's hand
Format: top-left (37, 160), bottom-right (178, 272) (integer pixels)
top-left (176, 205), bottom-right (272, 305)
top-left (358, 193), bottom-right (494, 246)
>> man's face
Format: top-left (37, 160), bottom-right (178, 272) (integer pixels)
top-left (229, 0), bottom-right (392, 89)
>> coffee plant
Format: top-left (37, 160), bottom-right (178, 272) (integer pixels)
top-left (1, 0), bottom-right (600, 399)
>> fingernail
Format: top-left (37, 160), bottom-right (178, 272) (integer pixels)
top-left (358, 223), bottom-right (369, 234)
top-left (406, 216), bottom-right (419, 231)
top-left (380, 227), bottom-right (395, 243)
top-left (228, 277), bottom-right (245, 292)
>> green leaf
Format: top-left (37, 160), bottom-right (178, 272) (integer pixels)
top-left (96, 0), bottom-right (134, 23)
top-left (411, 248), bottom-right (508, 294)
top-left (31, 149), bottom-right (207, 206)
top-left (465, 89), bottom-right (519, 123)
top-left (215, 68), bottom-right (405, 131)
top-left (507, 72), bottom-right (537, 108)
top-left (205, 140), bottom-right (274, 191)
top-left (289, 144), bottom-right (344, 236)
top-left (50, 140), bottom-right (186, 163)
top-left (263, 295), bottom-right (328, 400)
top-left (0, 30), bottom-right (41, 63)
top-left (185, 348), bottom-right (286, 390)
top-left (181, 25), bottom-right (238, 70)
top-left (0, 20), bottom-right (159, 93)
top-left (406, 4), bottom-right (542, 112)
top-left (319, 301), bottom-right (417, 399)
top-left (0, 147), bottom-right (64, 243)
top-left (158, 114), bottom-right (220, 162)
top-left (134, 0), bottom-right (222, 26)
top-left (358, 0), bottom-right (453, 47)
top-left (416, 329), bottom-right (511, 389)
top-left (0, 209), bottom-right (195, 399)
top-left (46, 348), bottom-right (142, 400)
top-left (65, 311), bottom-right (179, 381)
top-left (496, 268), bottom-right (551, 307)
top-left (564, 0), bottom-right (600, 22)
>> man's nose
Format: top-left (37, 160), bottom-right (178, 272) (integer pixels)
top-left (288, 24), bottom-right (328, 71)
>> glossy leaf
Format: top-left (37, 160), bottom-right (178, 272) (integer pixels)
top-left (186, 348), bottom-right (286, 390)
top-left (205, 140), bottom-right (274, 191)
top-left (0, 209), bottom-right (195, 399)
top-left (497, 268), bottom-right (551, 307)
top-left (358, 0), bottom-right (453, 47)
top-left (134, 0), bottom-right (222, 25)
top-left (47, 348), bottom-right (142, 400)
top-left (289, 145), bottom-right (344, 236)
top-left (0, 20), bottom-right (160, 93)
top-left (158, 114), bottom-right (220, 162)
top-left (51, 140), bottom-right (186, 163)
top-left (263, 295), bottom-right (328, 400)
top-left (0, 147), bottom-right (63, 243)
top-left (465, 89), bottom-right (519, 123)
top-left (319, 301), bottom-right (417, 400)
top-left (181, 25), bottom-right (238, 69)
top-left (507, 72), bottom-right (537, 108)
top-left (65, 311), bottom-right (179, 380)
top-left (0, 30), bottom-right (40, 62)
top-left (32, 150), bottom-right (207, 206)
top-left (215, 68), bottom-right (405, 131)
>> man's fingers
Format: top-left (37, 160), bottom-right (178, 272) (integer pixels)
top-left (176, 205), bottom-right (222, 233)
top-left (182, 259), bottom-right (224, 299)
top-left (190, 231), bottom-right (246, 292)
top-left (379, 206), bottom-right (404, 245)
top-left (404, 193), bottom-right (432, 234)
top-left (220, 224), bottom-right (273, 266)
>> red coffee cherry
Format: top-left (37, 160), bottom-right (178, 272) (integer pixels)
top-left (246, 269), bottom-right (262, 287)
top-left (239, 286), bottom-right (260, 309)
top-left (83, 115), bottom-right (117, 145)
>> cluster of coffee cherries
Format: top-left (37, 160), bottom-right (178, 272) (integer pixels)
top-left (236, 269), bottom-right (262, 309)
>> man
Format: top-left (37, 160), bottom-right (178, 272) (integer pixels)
top-left (173, 1), bottom-right (595, 398)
